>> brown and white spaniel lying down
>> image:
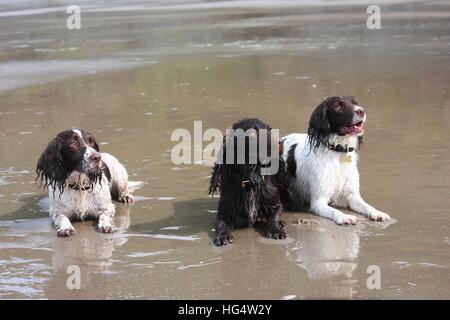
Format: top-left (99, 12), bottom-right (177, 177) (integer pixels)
top-left (36, 129), bottom-right (143, 237)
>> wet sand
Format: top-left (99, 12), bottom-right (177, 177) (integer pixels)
top-left (0, 0), bottom-right (449, 299)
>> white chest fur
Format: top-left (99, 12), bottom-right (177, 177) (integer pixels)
top-left (283, 133), bottom-right (359, 205)
top-left (48, 174), bottom-right (112, 220)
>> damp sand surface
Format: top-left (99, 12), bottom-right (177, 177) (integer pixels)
top-left (0, 0), bottom-right (449, 299)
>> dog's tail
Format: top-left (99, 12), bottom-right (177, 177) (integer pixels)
top-left (208, 164), bottom-right (222, 195)
top-left (127, 180), bottom-right (144, 193)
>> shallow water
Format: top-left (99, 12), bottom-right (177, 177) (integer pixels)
top-left (0, 0), bottom-right (449, 299)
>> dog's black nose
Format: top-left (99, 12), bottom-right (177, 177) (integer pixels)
top-left (90, 152), bottom-right (101, 163)
top-left (355, 108), bottom-right (365, 117)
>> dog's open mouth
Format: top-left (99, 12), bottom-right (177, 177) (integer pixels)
top-left (342, 121), bottom-right (364, 134)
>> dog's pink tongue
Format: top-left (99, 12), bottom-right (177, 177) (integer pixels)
top-left (355, 123), bottom-right (364, 133)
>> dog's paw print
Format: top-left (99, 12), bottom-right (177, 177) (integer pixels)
top-left (213, 233), bottom-right (234, 246)
top-left (57, 227), bottom-right (75, 237)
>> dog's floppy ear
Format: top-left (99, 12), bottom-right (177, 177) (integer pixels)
top-left (91, 137), bottom-right (100, 152)
top-left (308, 101), bottom-right (330, 151)
top-left (36, 136), bottom-right (67, 193)
top-left (208, 134), bottom-right (227, 195)
top-left (208, 163), bottom-right (222, 195)
top-left (83, 130), bottom-right (100, 151)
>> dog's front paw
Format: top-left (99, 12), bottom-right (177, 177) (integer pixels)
top-left (118, 194), bottom-right (134, 204)
top-left (336, 214), bottom-right (358, 225)
top-left (57, 227), bottom-right (75, 237)
top-left (213, 233), bottom-right (234, 246)
top-left (267, 227), bottom-right (287, 240)
top-left (267, 221), bottom-right (287, 239)
top-left (369, 211), bottom-right (390, 222)
top-left (97, 224), bottom-right (117, 233)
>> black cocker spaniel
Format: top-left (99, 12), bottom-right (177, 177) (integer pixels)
top-left (209, 118), bottom-right (290, 246)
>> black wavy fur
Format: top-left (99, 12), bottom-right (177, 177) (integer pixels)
top-left (307, 100), bottom-right (331, 152)
top-left (36, 136), bottom-right (68, 196)
top-left (208, 118), bottom-right (290, 246)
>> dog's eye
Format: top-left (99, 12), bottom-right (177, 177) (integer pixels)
top-left (334, 102), bottom-right (346, 112)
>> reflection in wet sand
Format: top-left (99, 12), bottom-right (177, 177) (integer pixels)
top-left (287, 218), bottom-right (361, 298)
top-left (0, 216), bottom-right (53, 298)
top-left (0, 201), bottom-right (132, 299)
top-left (46, 203), bottom-right (131, 299)
top-left (288, 221), bottom-right (361, 280)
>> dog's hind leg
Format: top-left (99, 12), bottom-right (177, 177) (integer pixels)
top-left (279, 187), bottom-right (298, 212)
top-left (101, 153), bottom-right (137, 203)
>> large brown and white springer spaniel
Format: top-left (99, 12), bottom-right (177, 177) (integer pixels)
top-left (282, 96), bottom-right (390, 225)
top-left (36, 129), bottom-right (142, 236)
